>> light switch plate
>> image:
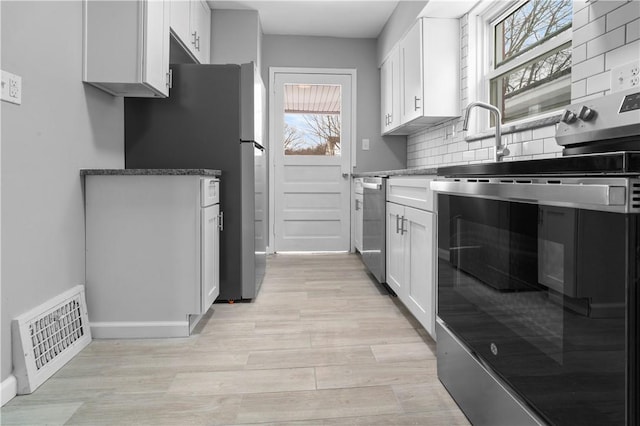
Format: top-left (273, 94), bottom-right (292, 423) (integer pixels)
top-left (362, 138), bottom-right (370, 150)
top-left (1, 70), bottom-right (22, 105)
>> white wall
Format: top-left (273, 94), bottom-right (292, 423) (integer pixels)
top-left (572, 0), bottom-right (640, 101)
top-left (262, 35), bottom-right (407, 173)
top-left (1, 1), bottom-right (124, 387)
top-left (406, 0), bottom-right (640, 168)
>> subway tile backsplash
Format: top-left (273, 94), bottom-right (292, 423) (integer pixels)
top-left (406, 0), bottom-right (639, 170)
top-left (406, 120), bottom-right (563, 168)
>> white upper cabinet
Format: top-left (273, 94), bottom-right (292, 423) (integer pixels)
top-left (400, 21), bottom-right (423, 125)
top-left (382, 17), bottom-right (461, 135)
top-left (83, 0), bottom-right (171, 98)
top-left (192, 0), bottom-right (211, 64)
top-left (170, 0), bottom-right (211, 64)
top-left (170, 1), bottom-right (191, 43)
top-left (381, 45), bottom-right (401, 134)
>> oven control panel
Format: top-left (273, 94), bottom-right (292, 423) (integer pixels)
top-left (619, 91), bottom-right (640, 113)
top-left (556, 87), bottom-right (640, 147)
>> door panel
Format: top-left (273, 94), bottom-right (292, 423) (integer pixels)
top-left (201, 204), bottom-right (219, 312)
top-left (144, 0), bottom-right (170, 96)
top-left (273, 71), bottom-right (352, 252)
top-left (355, 193), bottom-right (363, 251)
top-left (401, 19), bottom-right (422, 123)
top-left (405, 207), bottom-right (434, 335)
top-left (386, 202), bottom-right (404, 294)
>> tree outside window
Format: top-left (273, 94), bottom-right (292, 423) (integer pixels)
top-left (490, 0), bottom-right (572, 124)
top-left (284, 113), bottom-right (341, 156)
top-left (283, 83), bottom-right (342, 156)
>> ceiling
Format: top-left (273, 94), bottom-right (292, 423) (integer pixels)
top-left (284, 84), bottom-right (342, 113)
top-left (208, 1), bottom-right (400, 38)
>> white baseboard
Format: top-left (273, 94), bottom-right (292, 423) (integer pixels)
top-left (1, 374), bottom-right (17, 406)
top-left (90, 321), bottom-right (190, 338)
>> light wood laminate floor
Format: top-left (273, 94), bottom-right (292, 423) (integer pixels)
top-left (1, 253), bottom-right (470, 425)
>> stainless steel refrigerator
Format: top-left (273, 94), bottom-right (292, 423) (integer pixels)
top-left (124, 63), bottom-right (267, 301)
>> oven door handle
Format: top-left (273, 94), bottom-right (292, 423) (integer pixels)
top-left (430, 180), bottom-right (627, 210)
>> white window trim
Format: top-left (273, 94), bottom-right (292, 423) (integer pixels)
top-left (466, 0), bottom-right (572, 136)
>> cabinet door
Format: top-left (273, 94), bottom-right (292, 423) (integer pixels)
top-left (381, 46), bottom-right (400, 134)
top-left (381, 58), bottom-right (392, 133)
top-left (201, 204), bottom-right (220, 312)
top-left (388, 47), bottom-right (400, 129)
top-left (143, 0), bottom-right (170, 97)
top-left (404, 206), bottom-right (435, 337)
top-left (400, 19), bottom-right (422, 124)
top-left (355, 193), bottom-right (363, 252)
top-left (422, 18), bottom-right (460, 117)
top-left (170, 0), bottom-right (191, 45)
top-left (83, 0), bottom-right (170, 97)
top-left (191, 0), bottom-right (211, 64)
top-left (386, 202), bottom-right (405, 295)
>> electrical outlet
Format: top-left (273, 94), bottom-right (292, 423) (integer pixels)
top-left (1, 70), bottom-right (22, 105)
top-left (611, 60), bottom-right (640, 93)
top-left (362, 138), bottom-right (370, 150)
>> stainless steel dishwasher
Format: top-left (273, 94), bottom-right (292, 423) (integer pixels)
top-left (361, 177), bottom-right (386, 283)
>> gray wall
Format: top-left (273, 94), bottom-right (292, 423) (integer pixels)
top-left (377, 1), bottom-right (427, 65)
top-left (1, 1), bottom-right (124, 383)
top-left (262, 35), bottom-right (406, 173)
top-left (211, 9), bottom-right (262, 69)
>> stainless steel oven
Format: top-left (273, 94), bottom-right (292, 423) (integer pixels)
top-left (433, 89), bottom-right (640, 426)
top-left (434, 176), bottom-right (639, 425)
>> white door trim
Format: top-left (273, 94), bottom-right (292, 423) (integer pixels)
top-left (268, 67), bottom-right (357, 254)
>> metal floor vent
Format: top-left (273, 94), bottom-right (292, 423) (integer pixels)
top-left (12, 285), bottom-right (92, 394)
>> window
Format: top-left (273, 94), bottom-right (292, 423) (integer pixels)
top-left (485, 0), bottom-right (572, 125)
top-left (283, 84), bottom-right (342, 156)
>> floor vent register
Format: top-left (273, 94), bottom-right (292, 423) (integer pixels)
top-left (12, 285), bottom-right (92, 394)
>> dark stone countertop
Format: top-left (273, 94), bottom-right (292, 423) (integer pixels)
top-left (353, 167), bottom-right (438, 178)
top-left (354, 152), bottom-right (640, 179)
top-left (437, 151), bottom-right (640, 176)
top-left (80, 169), bottom-right (222, 177)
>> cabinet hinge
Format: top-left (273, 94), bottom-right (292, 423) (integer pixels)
top-left (167, 69), bottom-right (173, 89)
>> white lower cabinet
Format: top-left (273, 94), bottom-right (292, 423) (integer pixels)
top-left (355, 193), bottom-right (363, 252)
top-left (354, 178), bottom-right (364, 252)
top-left (84, 173), bottom-right (220, 339)
top-left (386, 176), bottom-right (436, 339)
top-left (386, 202), bottom-right (405, 295)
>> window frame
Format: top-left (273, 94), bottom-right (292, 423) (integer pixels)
top-left (467, 0), bottom-right (572, 134)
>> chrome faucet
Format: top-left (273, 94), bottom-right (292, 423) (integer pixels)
top-left (462, 101), bottom-right (510, 162)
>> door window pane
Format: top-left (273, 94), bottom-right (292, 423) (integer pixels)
top-left (283, 84), bottom-right (341, 156)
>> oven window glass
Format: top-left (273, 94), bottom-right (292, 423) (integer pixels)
top-left (437, 194), bottom-right (630, 425)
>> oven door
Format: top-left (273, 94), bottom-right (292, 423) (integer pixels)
top-left (433, 177), bottom-right (639, 426)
